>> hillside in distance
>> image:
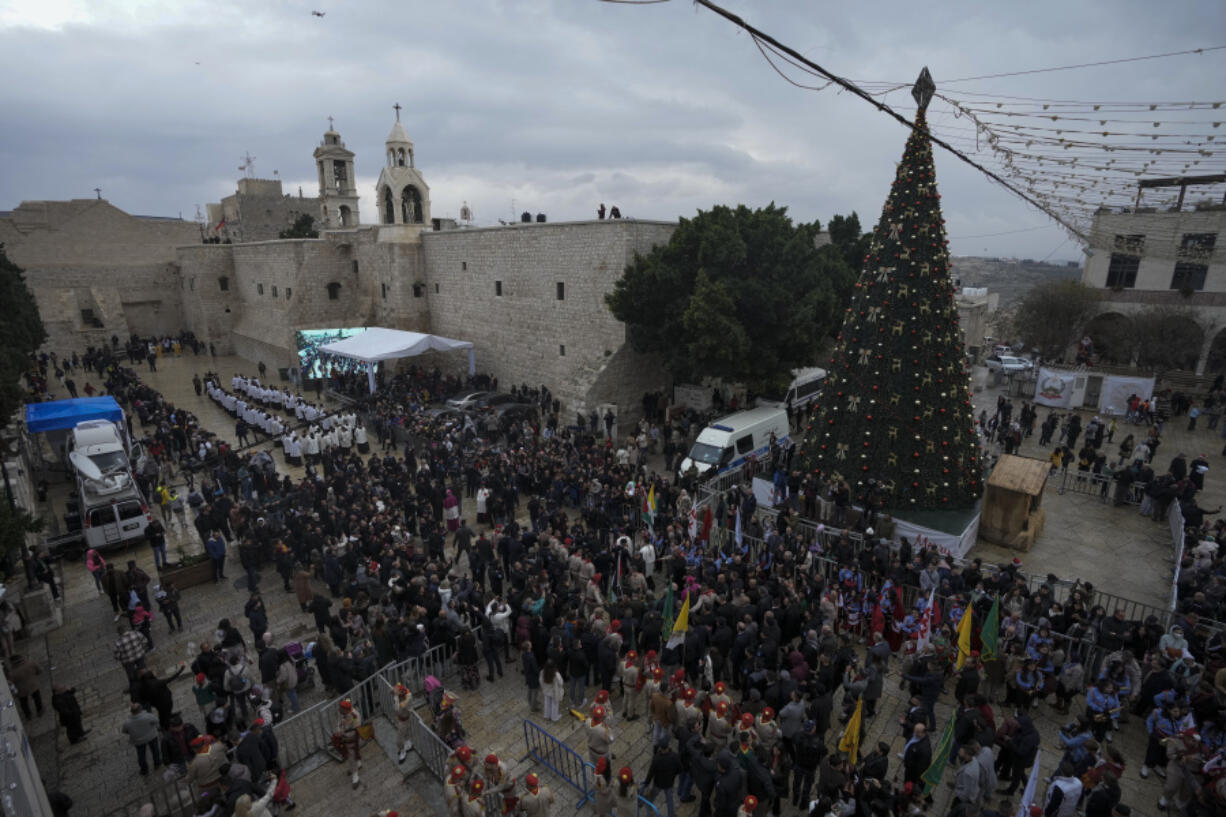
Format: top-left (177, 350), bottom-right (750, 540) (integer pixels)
top-left (951, 256), bottom-right (1082, 308)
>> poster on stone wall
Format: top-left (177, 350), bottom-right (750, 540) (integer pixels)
top-left (1099, 375), bottom-right (1155, 416)
top-left (1034, 367), bottom-right (1076, 408)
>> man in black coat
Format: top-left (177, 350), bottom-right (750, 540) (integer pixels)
top-left (236, 720), bottom-right (268, 779)
top-left (644, 742), bottom-right (683, 815)
top-left (998, 710), bottom-right (1040, 794)
top-left (688, 734), bottom-right (718, 817)
top-left (791, 720), bottom-right (826, 809)
top-left (902, 723), bottom-right (932, 787)
top-left (712, 751), bottom-right (745, 817)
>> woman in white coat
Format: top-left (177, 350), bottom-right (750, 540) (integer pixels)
top-left (540, 659), bottom-right (565, 722)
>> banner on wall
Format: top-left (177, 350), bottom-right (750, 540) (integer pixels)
top-left (1099, 375), bottom-right (1155, 416)
top-left (1034, 368), bottom-right (1076, 408)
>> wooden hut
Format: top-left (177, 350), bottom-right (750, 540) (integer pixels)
top-left (980, 455), bottom-right (1049, 550)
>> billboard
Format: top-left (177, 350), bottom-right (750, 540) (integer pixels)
top-left (295, 327), bottom-right (369, 380)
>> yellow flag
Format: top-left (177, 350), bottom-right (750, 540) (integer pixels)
top-left (837, 697), bottom-right (863, 764)
top-left (665, 594), bottom-right (691, 649)
top-left (955, 606), bottom-right (973, 670)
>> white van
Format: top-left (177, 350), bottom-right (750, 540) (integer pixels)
top-left (757, 367), bottom-right (827, 412)
top-left (679, 407), bottom-right (790, 478)
top-left (69, 419), bottom-right (131, 474)
top-left (79, 474), bottom-right (152, 549)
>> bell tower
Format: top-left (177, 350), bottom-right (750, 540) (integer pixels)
top-left (375, 103), bottom-right (431, 226)
top-left (313, 117), bottom-right (360, 228)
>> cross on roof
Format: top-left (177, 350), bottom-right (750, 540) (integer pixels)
top-left (327, 115), bottom-right (334, 130)
top-left (393, 102), bottom-right (402, 122)
top-left (93, 187), bottom-right (102, 200)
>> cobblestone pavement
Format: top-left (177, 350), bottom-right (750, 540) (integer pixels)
top-left (17, 354), bottom-right (1183, 816)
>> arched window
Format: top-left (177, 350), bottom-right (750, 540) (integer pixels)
top-left (397, 148), bottom-right (406, 167)
top-left (382, 187), bottom-right (395, 224)
top-left (326, 282), bottom-right (342, 300)
top-left (339, 205), bottom-right (352, 227)
top-left (218, 276), bottom-right (229, 291)
top-left (401, 186), bottom-right (423, 224)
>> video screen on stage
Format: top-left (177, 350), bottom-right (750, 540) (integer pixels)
top-left (295, 327), bottom-right (373, 380)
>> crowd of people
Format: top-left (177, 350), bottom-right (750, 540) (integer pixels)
top-left (12, 338), bottom-right (1226, 817)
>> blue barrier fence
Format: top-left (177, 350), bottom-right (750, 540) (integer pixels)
top-left (521, 719), bottom-right (593, 809)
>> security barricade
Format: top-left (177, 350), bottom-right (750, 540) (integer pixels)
top-left (521, 719), bottom-right (593, 808)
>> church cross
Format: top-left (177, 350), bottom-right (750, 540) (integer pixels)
top-left (93, 188), bottom-right (102, 200)
top-left (327, 115), bottom-right (334, 130)
top-left (393, 102), bottom-right (402, 122)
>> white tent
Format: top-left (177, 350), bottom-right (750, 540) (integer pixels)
top-left (319, 327), bottom-right (475, 393)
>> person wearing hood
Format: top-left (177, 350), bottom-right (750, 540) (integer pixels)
top-left (1158, 624), bottom-right (1188, 662)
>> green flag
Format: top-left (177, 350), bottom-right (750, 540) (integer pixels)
top-left (920, 716), bottom-right (956, 795)
top-left (980, 595), bottom-right (1000, 661)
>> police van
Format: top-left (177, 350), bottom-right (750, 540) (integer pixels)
top-left (756, 367), bottom-right (826, 412)
top-left (679, 407), bottom-right (790, 478)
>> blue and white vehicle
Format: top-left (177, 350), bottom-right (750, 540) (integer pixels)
top-left (679, 407), bottom-right (790, 478)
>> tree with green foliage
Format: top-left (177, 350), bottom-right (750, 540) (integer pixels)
top-left (1011, 280), bottom-right (1098, 362)
top-left (605, 203), bottom-right (857, 391)
top-left (0, 245), bottom-right (46, 422)
top-left (279, 213), bottom-right (319, 239)
top-left (1132, 305), bottom-right (1203, 376)
top-left (797, 107), bottom-right (983, 511)
top-left (0, 244), bottom-right (47, 573)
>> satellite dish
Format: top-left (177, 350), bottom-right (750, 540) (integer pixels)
top-left (69, 451), bottom-right (104, 482)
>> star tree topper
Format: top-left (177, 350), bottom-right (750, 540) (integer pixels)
top-left (911, 66), bottom-right (935, 113)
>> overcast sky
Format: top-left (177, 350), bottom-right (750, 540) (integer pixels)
top-left (1, 0), bottom-right (1222, 260)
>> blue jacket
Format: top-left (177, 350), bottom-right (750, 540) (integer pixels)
top-left (205, 535), bottom-right (226, 559)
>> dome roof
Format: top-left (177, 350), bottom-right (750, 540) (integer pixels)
top-left (386, 121), bottom-right (413, 146)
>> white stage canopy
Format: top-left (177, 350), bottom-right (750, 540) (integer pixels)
top-left (319, 327), bottom-right (475, 393)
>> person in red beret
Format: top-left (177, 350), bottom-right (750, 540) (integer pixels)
top-left (519, 772), bottom-right (556, 817)
top-left (333, 699), bottom-right (363, 788)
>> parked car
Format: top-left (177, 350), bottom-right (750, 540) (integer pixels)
top-left (985, 354), bottom-right (1034, 374)
top-left (446, 391), bottom-right (494, 410)
top-left (424, 406), bottom-right (471, 425)
top-left (489, 402), bottom-right (539, 432)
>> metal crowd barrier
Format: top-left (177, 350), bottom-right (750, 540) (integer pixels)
top-left (100, 672), bottom-right (390, 817)
top-left (1169, 501), bottom-right (1186, 614)
top-left (747, 500), bottom-right (1186, 633)
top-left (520, 719), bottom-right (593, 808)
top-left (379, 627), bottom-right (475, 698)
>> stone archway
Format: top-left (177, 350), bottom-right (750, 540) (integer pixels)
top-left (1205, 326), bottom-right (1226, 375)
top-left (381, 187), bottom-right (395, 225)
top-left (1084, 311), bottom-right (1135, 365)
top-left (401, 186), bottom-right (423, 224)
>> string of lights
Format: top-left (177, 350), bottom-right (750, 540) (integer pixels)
top-left (601, 0), bottom-right (1225, 251)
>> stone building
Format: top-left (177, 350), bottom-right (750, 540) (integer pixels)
top-left (1081, 200), bottom-right (1226, 373)
top-left (4, 117), bottom-right (676, 421)
top-left (0, 199), bottom-right (198, 353)
top-left (205, 178), bottom-right (322, 243)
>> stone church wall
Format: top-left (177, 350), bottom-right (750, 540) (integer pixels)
top-left (420, 219), bottom-right (675, 417)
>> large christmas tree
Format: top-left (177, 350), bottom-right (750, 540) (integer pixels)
top-left (798, 69), bottom-right (983, 511)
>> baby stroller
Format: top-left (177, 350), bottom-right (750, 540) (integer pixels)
top-left (285, 641), bottom-right (316, 690)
